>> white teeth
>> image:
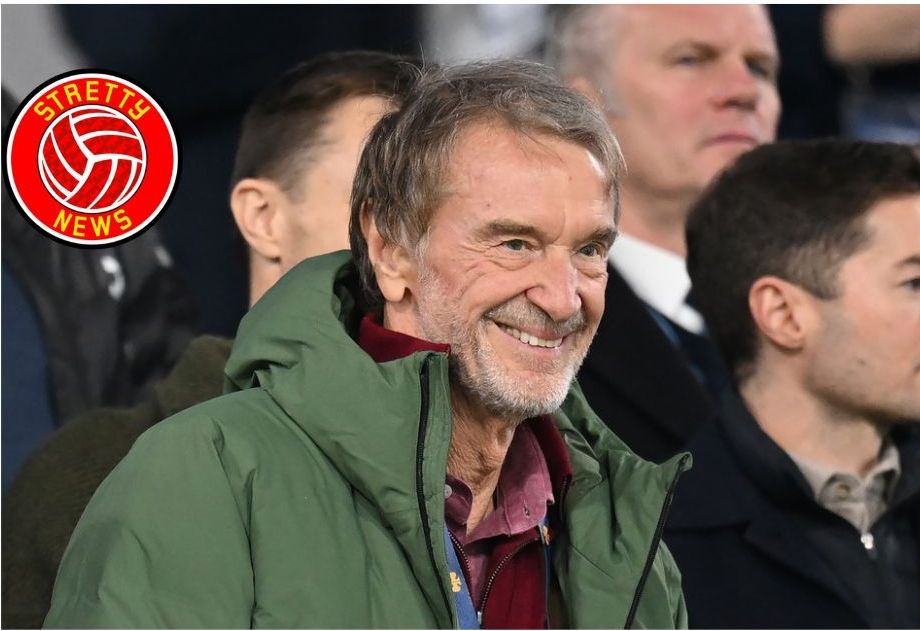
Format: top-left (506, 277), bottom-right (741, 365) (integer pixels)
top-left (497, 324), bottom-right (563, 348)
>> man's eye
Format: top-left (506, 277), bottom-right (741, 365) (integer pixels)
top-left (674, 53), bottom-right (704, 67)
top-left (904, 277), bottom-right (920, 291)
top-left (579, 243), bottom-right (604, 257)
top-left (503, 239), bottom-right (527, 251)
top-left (747, 59), bottom-right (776, 80)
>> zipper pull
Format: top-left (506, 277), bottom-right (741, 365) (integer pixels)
top-left (477, 610), bottom-right (483, 626)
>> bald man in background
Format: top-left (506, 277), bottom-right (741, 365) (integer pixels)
top-left (549, 5), bottom-right (781, 462)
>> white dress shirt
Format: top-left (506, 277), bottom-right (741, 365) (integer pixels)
top-left (609, 233), bottom-right (706, 335)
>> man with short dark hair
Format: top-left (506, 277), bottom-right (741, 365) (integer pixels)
top-left (3, 50), bottom-right (416, 630)
top-left (45, 60), bottom-right (689, 629)
top-left (229, 51), bottom-right (416, 303)
top-left (665, 140), bottom-right (920, 628)
top-left (548, 5), bottom-right (781, 462)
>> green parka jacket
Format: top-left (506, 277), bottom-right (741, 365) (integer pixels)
top-left (45, 252), bottom-right (690, 629)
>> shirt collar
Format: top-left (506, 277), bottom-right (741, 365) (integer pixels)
top-left (788, 441), bottom-right (902, 502)
top-left (444, 420), bottom-right (554, 542)
top-left (609, 233), bottom-right (705, 334)
top-left (358, 312), bottom-right (450, 362)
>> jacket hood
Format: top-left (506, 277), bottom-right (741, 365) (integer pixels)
top-left (225, 251), bottom-right (435, 520)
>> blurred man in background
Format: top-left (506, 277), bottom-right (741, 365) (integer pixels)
top-left (1, 88), bottom-right (196, 489)
top-left (549, 4), bottom-right (781, 462)
top-left (667, 140), bottom-right (920, 628)
top-left (2, 50), bottom-right (417, 629)
top-left (58, 5), bottom-right (421, 336)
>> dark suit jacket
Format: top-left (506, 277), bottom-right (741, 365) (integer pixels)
top-left (578, 266), bottom-right (716, 462)
top-left (665, 392), bottom-right (920, 629)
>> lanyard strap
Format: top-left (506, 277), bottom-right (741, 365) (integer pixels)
top-left (444, 528), bottom-right (480, 629)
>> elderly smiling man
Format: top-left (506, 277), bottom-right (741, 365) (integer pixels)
top-left (45, 61), bottom-right (689, 629)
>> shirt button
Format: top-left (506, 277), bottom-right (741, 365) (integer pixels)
top-left (835, 485), bottom-right (851, 500)
top-left (444, 484), bottom-right (453, 499)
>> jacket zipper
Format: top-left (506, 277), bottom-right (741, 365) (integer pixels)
top-left (415, 356), bottom-right (453, 624)
top-left (475, 478), bottom-right (569, 625)
top-left (477, 537), bottom-right (536, 625)
top-left (447, 529), bottom-right (474, 586)
top-left (557, 475), bottom-right (571, 512)
top-left (447, 530), bottom-right (481, 625)
top-left (624, 453), bottom-right (691, 629)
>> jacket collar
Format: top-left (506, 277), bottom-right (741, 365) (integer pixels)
top-left (667, 388), bottom-right (920, 619)
top-left (548, 380), bottom-right (692, 628)
top-left (718, 389), bottom-right (820, 512)
top-left (666, 391), bottom-right (860, 611)
top-left (723, 394), bottom-right (920, 515)
top-left (889, 425), bottom-right (920, 507)
top-left (671, 388), bottom-right (920, 528)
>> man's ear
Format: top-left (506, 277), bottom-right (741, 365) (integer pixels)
top-left (230, 178), bottom-right (285, 262)
top-left (748, 276), bottom-right (816, 354)
top-left (360, 203), bottom-right (417, 303)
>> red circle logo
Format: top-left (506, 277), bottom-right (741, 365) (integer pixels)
top-left (5, 71), bottom-right (178, 247)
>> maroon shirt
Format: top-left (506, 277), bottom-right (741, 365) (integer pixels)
top-left (445, 422), bottom-right (554, 605)
top-left (358, 313), bottom-right (573, 628)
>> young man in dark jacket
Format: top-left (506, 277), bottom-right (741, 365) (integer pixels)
top-left (45, 60), bottom-right (689, 629)
top-left (666, 140), bottom-right (920, 628)
top-left (2, 50), bottom-right (418, 630)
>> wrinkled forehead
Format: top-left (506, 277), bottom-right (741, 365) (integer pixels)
top-left (441, 120), bottom-right (615, 201)
top-left (615, 4), bottom-right (777, 56)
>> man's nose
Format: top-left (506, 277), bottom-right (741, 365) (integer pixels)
top-left (712, 58), bottom-right (761, 111)
top-left (524, 249), bottom-right (582, 323)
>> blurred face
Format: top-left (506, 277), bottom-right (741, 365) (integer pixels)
top-left (406, 125), bottom-right (615, 419)
top-left (603, 5), bottom-right (780, 205)
top-left (806, 194), bottom-right (920, 425)
top-left (277, 95), bottom-right (391, 273)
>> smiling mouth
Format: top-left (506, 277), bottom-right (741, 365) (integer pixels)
top-left (495, 323), bottom-right (564, 349)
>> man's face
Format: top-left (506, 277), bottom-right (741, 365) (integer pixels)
top-left (602, 5), bottom-right (780, 204)
top-left (405, 125), bottom-right (615, 419)
top-left (806, 194), bottom-right (920, 425)
top-left (277, 95), bottom-right (391, 273)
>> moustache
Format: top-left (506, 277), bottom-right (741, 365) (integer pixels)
top-left (485, 298), bottom-right (587, 338)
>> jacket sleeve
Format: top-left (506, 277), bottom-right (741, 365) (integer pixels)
top-left (43, 414), bottom-right (254, 629)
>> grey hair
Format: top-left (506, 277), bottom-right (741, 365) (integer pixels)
top-left (546, 5), bottom-right (626, 112)
top-left (349, 58), bottom-right (624, 309)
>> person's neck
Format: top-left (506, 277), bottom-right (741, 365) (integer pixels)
top-left (740, 367), bottom-right (887, 477)
top-left (448, 390), bottom-right (522, 534)
top-left (248, 260), bottom-right (280, 307)
top-left (618, 185), bottom-right (694, 257)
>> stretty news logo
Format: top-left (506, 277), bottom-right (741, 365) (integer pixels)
top-left (4, 70), bottom-right (178, 247)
